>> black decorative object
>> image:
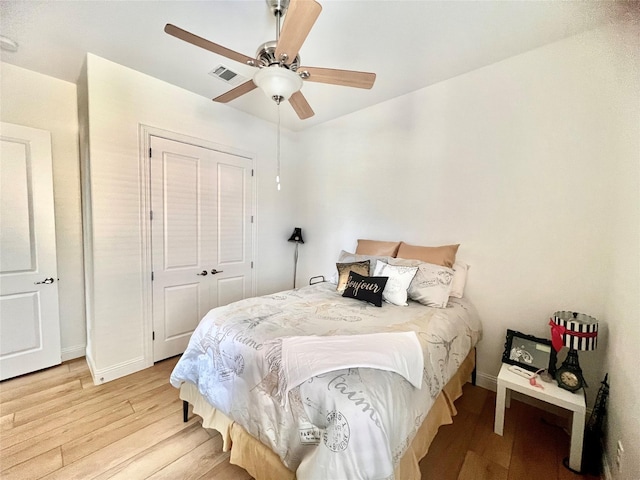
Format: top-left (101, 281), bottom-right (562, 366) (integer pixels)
top-left (288, 227), bottom-right (304, 288)
top-left (287, 227), bottom-right (304, 244)
top-left (549, 311), bottom-right (598, 393)
top-left (555, 350), bottom-right (585, 392)
top-left (580, 374), bottom-right (609, 475)
top-left (502, 329), bottom-right (556, 374)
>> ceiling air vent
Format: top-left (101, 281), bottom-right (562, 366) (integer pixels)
top-left (209, 64), bottom-right (246, 87)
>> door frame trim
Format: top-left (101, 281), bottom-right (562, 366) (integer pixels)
top-left (138, 124), bottom-right (257, 367)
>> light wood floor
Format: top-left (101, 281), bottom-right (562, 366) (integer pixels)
top-left (0, 356), bottom-right (601, 480)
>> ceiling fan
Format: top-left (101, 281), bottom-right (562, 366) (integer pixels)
top-left (164, 0), bottom-right (376, 120)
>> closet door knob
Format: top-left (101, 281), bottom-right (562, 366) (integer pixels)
top-left (211, 269), bottom-right (224, 275)
top-left (34, 277), bottom-right (55, 285)
top-left (196, 270), bottom-right (208, 276)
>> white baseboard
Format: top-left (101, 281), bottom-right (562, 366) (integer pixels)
top-left (85, 349), bottom-right (97, 380)
top-left (61, 344), bottom-right (86, 362)
top-left (86, 355), bottom-right (150, 385)
top-left (476, 371), bottom-right (497, 391)
top-left (601, 449), bottom-right (613, 480)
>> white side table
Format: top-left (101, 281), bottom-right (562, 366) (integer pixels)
top-left (494, 363), bottom-right (586, 472)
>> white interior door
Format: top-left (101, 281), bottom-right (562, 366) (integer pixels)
top-left (0, 122), bottom-right (61, 380)
top-left (151, 136), bottom-right (253, 362)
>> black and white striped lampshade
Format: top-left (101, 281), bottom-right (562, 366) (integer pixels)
top-left (551, 311), bottom-right (598, 351)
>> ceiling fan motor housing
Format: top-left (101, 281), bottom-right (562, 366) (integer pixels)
top-left (268, 0), bottom-right (290, 17)
top-left (255, 41), bottom-right (300, 70)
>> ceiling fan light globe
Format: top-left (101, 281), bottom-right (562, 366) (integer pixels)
top-left (254, 67), bottom-right (302, 102)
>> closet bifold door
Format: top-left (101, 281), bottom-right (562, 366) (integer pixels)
top-left (149, 136), bottom-right (253, 362)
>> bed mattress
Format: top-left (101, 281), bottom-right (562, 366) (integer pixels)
top-left (180, 349), bottom-right (475, 480)
top-left (170, 282), bottom-right (482, 480)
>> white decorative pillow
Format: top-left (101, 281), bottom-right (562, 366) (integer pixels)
top-left (373, 261), bottom-right (418, 306)
top-left (338, 250), bottom-right (391, 276)
top-left (450, 262), bottom-right (469, 298)
top-left (389, 258), bottom-right (454, 308)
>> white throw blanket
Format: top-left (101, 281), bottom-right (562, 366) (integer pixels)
top-left (267, 331), bottom-right (424, 407)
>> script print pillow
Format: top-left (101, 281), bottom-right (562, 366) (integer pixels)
top-left (373, 261), bottom-right (418, 306)
top-left (389, 258), bottom-right (454, 308)
top-left (341, 271), bottom-right (388, 307)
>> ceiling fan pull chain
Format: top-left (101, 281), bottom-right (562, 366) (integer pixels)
top-left (276, 104), bottom-right (281, 191)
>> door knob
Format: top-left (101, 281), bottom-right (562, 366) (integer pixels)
top-left (211, 269), bottom-right (224, 275)
top-left (196, 270), bottom-right (208, 276)
top-left (34, 277), bottom-right (55, 285)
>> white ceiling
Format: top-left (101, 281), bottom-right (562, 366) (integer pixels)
top-left (0, 1), bottom-right (630, 131)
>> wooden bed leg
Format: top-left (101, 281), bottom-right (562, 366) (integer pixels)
top-left (183, 400), bottom-right (189, 422)
top-left (471, 349), bottom-right (477, 386)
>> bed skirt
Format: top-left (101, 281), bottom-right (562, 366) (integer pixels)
top-left (179, 348), bottom-right (476, 480)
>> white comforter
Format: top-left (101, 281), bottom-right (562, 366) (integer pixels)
top-left (170, 282), bottom-right (482, 480)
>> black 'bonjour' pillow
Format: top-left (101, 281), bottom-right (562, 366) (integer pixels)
top-left (341, 271), bottom-right (388, 307)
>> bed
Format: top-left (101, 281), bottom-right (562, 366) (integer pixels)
top-left (170, 242), bottom-right (482, 480)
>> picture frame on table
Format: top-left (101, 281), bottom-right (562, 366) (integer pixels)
top-left (502, 329), bottom-right (556, 374)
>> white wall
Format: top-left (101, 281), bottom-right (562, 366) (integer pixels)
top-left (3, 17), bottom-right (637, 475)
top-left (601, 20), bottom-right (640, 480)
top-left (79, 54), bottom-right (297, 382)
top-left (294, 21), bottom-right (639, 452)
top-left (0, 62), bottom-right (86, 361)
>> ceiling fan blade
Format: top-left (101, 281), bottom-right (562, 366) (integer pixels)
top-left (213, 80), bottom-right (257, 103)
top-left (165, 24), bottom-right (256, 66)
top-left (289, 91), bottom-right (314, 119)
top-left (298, 66), bottom-right (376, 89)
top-left (275, 0), bottom-right (322, 66)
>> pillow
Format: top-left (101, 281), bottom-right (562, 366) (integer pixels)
top-left (336, 261), bottom-right (370, 293)
top-left (341, 271), bottom-right (388, 307)
top-left (450, 262), bottom-right (470, 298)
top-left (389, 258), bottom-right (454, 308)
top-left (355, 239), bottom-right (401, 257)
top-left (373, 261), bottom-right (418, 306)
top-left (396, 242), bottom-right (459, 268)
top-left (337, 250), bottom-right (390, 275)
